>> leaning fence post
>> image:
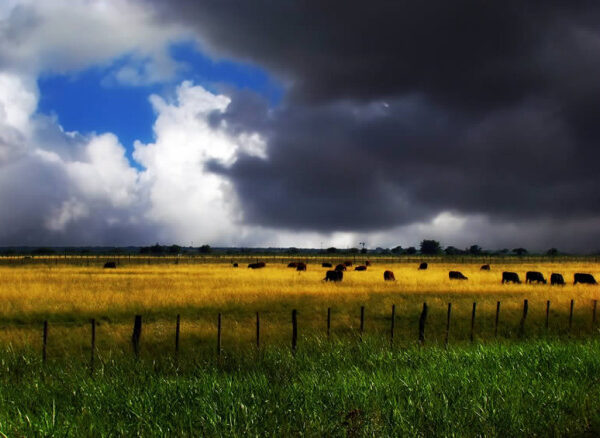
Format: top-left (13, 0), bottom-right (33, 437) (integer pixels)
top-left (42, 320), bottom-right (48, 363)
top-left (494, 301), bottom-right (500, 338)
top-left (519, 299), bottom-right (528, 338)
top-left (390, 304), bottom-right (396, 346)
top-left (418, 302), bottom-right (428, 345)
top-left (359, 306), bottom-right (365, 341)
top-left (131, 315), bottom-right (142, 358)
top-left (175, 314), bottom-right (180, 356)
top-left (217, 313), bottom-right (222, 356)
top-left (470, 302), bottom-right (477, 343)
top-left (292, 309), bottom-right (298, 354)
top-left (445, 303), bottom-right (452, 348)
top-left (569, 299), bottom-right (574, 334)
top-left (327, 307), bottom-right (331, 339)
top-left (546, 300), bottom-right (550, 331)
top-left (90, 318), bottom-right (96, 374)
top-left (256, 312), bottom-right (260, 350)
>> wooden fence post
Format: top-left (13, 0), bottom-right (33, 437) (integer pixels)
top-left (217, 313), bottom-right (222, 356)
top-left (131, 315), bottom-right (142, 358)
top-left (418, 302), bottom-right (428, 345)
top-left (327, 307), bottom-right (331, 339)
top-left (519, 299), bottom-right (528, 338)
top-left (593, 300), bottom-right (597, 331)
top-left (359, 306), bottom-right (365, 341)
top-left (175, 314), bottom-right (180, 356)
top-left (42, 320), bottom-right (48, 363)
top-left (90, 318), bottom-right (96, 374)
top-left (445, 303), bottom-right (452, 348)
top-left (256, 312), bottom-right (260, 350)
top-left (470, 302), bottom-right (477, 343)
top-left (494, 301), bottom-right (500, 338)
top-left (546, 300), bottom-right (550, 331)
top-left (569, 299), bottom-right (574, 333)
top-left (390, 304), bottom-right (396, 346)
top-left (292, 309), bottom-right (298, 354)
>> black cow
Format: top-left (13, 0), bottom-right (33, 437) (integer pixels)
top-left (324, 270), bottom-right (343, 282)
top-left (480, 264), bottom-right (490, 271)
top-left (103, 261), bottom-right (116, 269)
top-left (287, 262), bottom-right (298, 268)
top-left (248, 262), bottom-right (266, 269)
top-left (322, 262), bottom-right (332, 268)
top-left (383, 270), bottom-right (395, 281)
top-left (296, 262), bottom-right (307, 271)
top-left (418, 262), bottom-right (428, 270)
top-left (574, 273), bottom-right (597, 285)
top-left (526, 271), bottom-right (547, 284)
top-left (550, 273), bottom-right (565, 285)
top-left (502, 271), bottom-right (521, 284)
top-left (335, 264), bottom-right (346, 271)
top-left (365, 260), bottom-right (371, 266)
top-left (355, 265), bottom-right (367, 271)
top-left (232, 263), bottom-right (238, 268)
top-left (344, 260), bottom-right (353, 267)
top-left (449, 271), bottom-right (468, 280)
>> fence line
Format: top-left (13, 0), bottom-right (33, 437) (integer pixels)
top-left (0, 299), bottom-right (598, 365)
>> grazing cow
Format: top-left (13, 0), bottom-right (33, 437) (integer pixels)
top-left (365, 260), bottom-right (371, 266)
top-left (550, 273), bottom-right (565, 285)
top-left (344, 260), bottom-right (353, 267)
top-left (449, 271), bottom-right (468, 280)
top-left (418, 262), bottom-right (428, 270)
top-left (480, 264), bottom-right (490, 271)
top-left (502, 271), bottom-right (521, 284)
top-left (383, 270), bottom-right (395, 281)
top-left (103, 261), bottom-right (116, 269)
top-left (322, 262), bottom-right (332, 268)
top-left (335, 264), bottom-right (347, 271)
top-left (574, 273), bottom-right (597, 285)
top-left (526, 271), bottom-right (547, 284)
top-left (296, 262), bottom-right (307, 271)
top-left (232, 263), bottom-right (238, 268)
top-left (248, 262), bottom-right (266, 269)
top-left (324, 270), bottom-right (343, 282)
top-left (355, 265), bottom-right (367, 271)
top-left (287, 262), bottom-right (298, 268)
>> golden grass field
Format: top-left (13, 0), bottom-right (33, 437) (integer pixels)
top-left (0, 258), bottom-right (599, 359)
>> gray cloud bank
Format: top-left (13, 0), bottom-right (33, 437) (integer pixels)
top-left (153, 1), bottom-right (600, 250)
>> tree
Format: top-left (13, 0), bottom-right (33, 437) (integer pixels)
top-left (420, 240), bottom-right (441, 255)
top-left (199, 244), bottom-right (211, 254)
top-left (512, 248), bottom-right (527, 256)
top-left (360, 248), bottom-right (367, 254)
top-left (468, 244), bottom-right (482, 255)
top-left (349, 247), bottom-right (359, 254)
top-left (546, 248), bottom-right (559, 256)
top-left (288, 247), bottom-right (299, 254)
top-left (326, 247), bottom-right (337, 254)
top-left (168, 245), bottom-right (182, 255)
top-left (406, 246), bottom-right (417, 255)
top-left (391, 246), bottom-right (404, 254)
top-left (445, 246), bottom-right (462, 255)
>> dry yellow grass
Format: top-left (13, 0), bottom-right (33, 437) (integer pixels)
top-left (0, 259), bottom-right (598, 356)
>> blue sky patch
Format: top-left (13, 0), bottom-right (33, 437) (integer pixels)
top-left (37, 41), bottom-right (283, 167)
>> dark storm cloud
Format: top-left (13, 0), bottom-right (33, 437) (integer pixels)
top-left (154, 1), bottom-right (600, 246)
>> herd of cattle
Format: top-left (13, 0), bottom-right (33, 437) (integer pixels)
top-left (238, 260), bottom-right (598, 285)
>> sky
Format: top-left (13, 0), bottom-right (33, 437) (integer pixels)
top-left (1, 0), bottom-right (600, 252)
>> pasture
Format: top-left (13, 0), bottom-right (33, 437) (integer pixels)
top-left (1, 257), bottom-right (600, 435)
top-left (0, 258), bottom-right (598, 358)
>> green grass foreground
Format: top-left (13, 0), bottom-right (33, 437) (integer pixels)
top-left (1, 339), bottom-right (599, 436)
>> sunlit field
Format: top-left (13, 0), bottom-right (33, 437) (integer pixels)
top-left (0, 258), bottom-right (598, 359)
top-left (2, 257), bottom-right (600, 435)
